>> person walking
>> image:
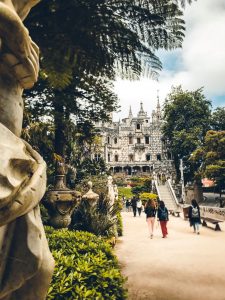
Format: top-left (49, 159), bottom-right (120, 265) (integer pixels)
top-left (125, 199), bottom-right (130, 212)
top-left (157, 201), bottom-right (169, 238)
top-left (144, 199), bottom-right (157, 238)
top-left (188, 199), bottom-right (201, 234)
top-left (131, 196), bottom-right (138, 217)
top-left (137, 198), bottom-right (142, 216)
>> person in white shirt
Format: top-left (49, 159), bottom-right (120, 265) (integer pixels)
top-left (137, 198), bottom-right (142, 216)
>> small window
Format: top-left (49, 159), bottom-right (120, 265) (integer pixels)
top-left (129, 136), bottom-right (133, 144)
top-left (95, 154), bottom-right (101, 161)
top-left (146, 120), bottom-right (148, 123)
top-left (137, 138), bottom-right (141, 144)
top-left (146, 154), bottom-right (151, 161)
top-left (129, 154), bottom-right (134, 162)
top-left (108, 154), bottom-right (110, 162)
top-left (115, 155), bottom-right (119, 162)
top-left (114, 137), bottom-right (117, 144)
top-left (157, 154), bottom-right (161, 161)
top-left (107, 137), bottom-right (110, 144)
top-left (145, 136), bottom-right (149, 144)
top-left (137, 124), bottom-right (141, 130)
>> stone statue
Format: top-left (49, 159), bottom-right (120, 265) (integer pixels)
top-left (107, 176), bottom-right (116, 205)
top-left (113, 184), bottom-right (118, 202)
top-left (0, 1), bottom-right (54, 299)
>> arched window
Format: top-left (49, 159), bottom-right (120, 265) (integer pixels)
top-left (129, 136), bottom-right (133, 144)
top-left (145, 136), bottom-right (149, 144)
top-left (146, 154), bottom-right (151, 161)
top-left (114, 137), bottom-right (117, 144)
top-left (129, 154), bottom-right (134, 162)
top-left (115, 155), bottom-right (119, 162)
top-left (157, 154), bottom-right (161, 161)
top-left (108, 153), bottom-right (110, 162)
top-left (167, 152), bottom-right (172, 160)
top-left (107, 137), bottom-right (110, 144)
top-left (137, 137), bottom-right (141, 144)
top-left (137, 123), bottom-right (141, 130)
top-left (94, 154), bottom-right (101, 161)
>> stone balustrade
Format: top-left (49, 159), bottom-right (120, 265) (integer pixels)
top-left (200, 206), bottom-right (225, 221)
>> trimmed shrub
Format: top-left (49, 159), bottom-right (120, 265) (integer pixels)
top-left (46, 228), bottom-right (127, 300)
top-left (116, 212), bottom-right (123, 237)
top-left (118, 187), bottom-right (133, 200)
top-left (140, 193), bottom-right (158, 206)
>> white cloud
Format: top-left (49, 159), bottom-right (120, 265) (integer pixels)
top-left (113, 0), bottom-right (225, 121)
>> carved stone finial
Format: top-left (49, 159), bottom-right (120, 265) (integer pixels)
top-left (82, 181), bottom-right (99, 205)
top-left (87, 181), bottom-right (93, 189)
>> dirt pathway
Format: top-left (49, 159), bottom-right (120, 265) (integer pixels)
top-left (116, 212), bottom-right (225, 300)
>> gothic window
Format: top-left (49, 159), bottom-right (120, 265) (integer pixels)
top-left (115, 154), bottom-right (119, 162)
top-left (108, 153), bottom-right (110, 162)
top-left (129, 136), bottom-right (133, 144)
top-left (107, 137), bottom-right (110, 144)
top-left (94, 154), bottom-right (101, 161)
top-left (114, 137), bottom-right (117, 144)
top-left (145, 136), bottom-right (149, 144)
top-left (157, 154), bottom-right (161, 161)
top-left (137, 123), bottom-right (141, 130)
top-left (129, 154), bottom-right (134, 162)
top-left (137, 137), bottom-right (141, 144)
top-left (146, 154), bottom-right (151, 161)
top-left (167, 152), bottom-right (172, 160)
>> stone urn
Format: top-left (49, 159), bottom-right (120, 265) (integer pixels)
top-left (82, 181), bottom-right (99, 205)
top-left (43, 163), bottom-right (81, 228)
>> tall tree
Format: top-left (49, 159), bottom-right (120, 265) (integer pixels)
top-left (162, 86), bottom-right (211, 182)
top-left (211, 107), bottom-right (225, 131)
top-left (191, 130), bottom-right (225, 197)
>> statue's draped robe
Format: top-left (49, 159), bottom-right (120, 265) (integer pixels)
top-left (0, 123), bottom-right (54, 299)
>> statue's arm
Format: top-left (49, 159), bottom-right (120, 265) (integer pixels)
top-left (12, 0), bottom-right (40, 20)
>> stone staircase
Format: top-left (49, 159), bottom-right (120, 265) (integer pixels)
top-left (156, 182), bottom-right (178, 211)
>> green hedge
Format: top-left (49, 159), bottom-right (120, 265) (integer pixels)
top-left (46, 227), bottom-right (127, 300)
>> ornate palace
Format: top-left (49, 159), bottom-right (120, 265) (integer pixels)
top-left (95, 99), bottom-right (174, 176)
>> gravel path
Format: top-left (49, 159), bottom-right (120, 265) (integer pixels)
top-left (116, 212), bottom-right (225, 300)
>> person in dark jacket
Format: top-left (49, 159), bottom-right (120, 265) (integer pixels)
top-left (157, 201), bottom-right (169, 238)
top-left (188, 199), bottom-right (201, 234)
top-left (131, 196), bottom-right (138, 217)
top-left (144, 199), bottom-right (157, 238)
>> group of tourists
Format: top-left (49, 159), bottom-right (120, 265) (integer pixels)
top-left (127, 196), bottom-right (169, 238)
top-left (144, 198), bottom-right (169, 238)
top-left (125, 197), bottom-right (143, 215)
top-left (124, 195), bottom-right (201, 238)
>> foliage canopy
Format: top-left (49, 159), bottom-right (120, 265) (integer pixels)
top-left (162, 86), bottom-right (211, 182)
top-left (191, 130), bottom-right (225, 195)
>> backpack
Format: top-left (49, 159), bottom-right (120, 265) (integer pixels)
top-left (159, 208), bottom-right (167, 220)
top-left (192, 207), bottom-right (199, 218)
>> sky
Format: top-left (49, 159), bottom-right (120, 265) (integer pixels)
top-left (113, 0), bottom-right (225, 121)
